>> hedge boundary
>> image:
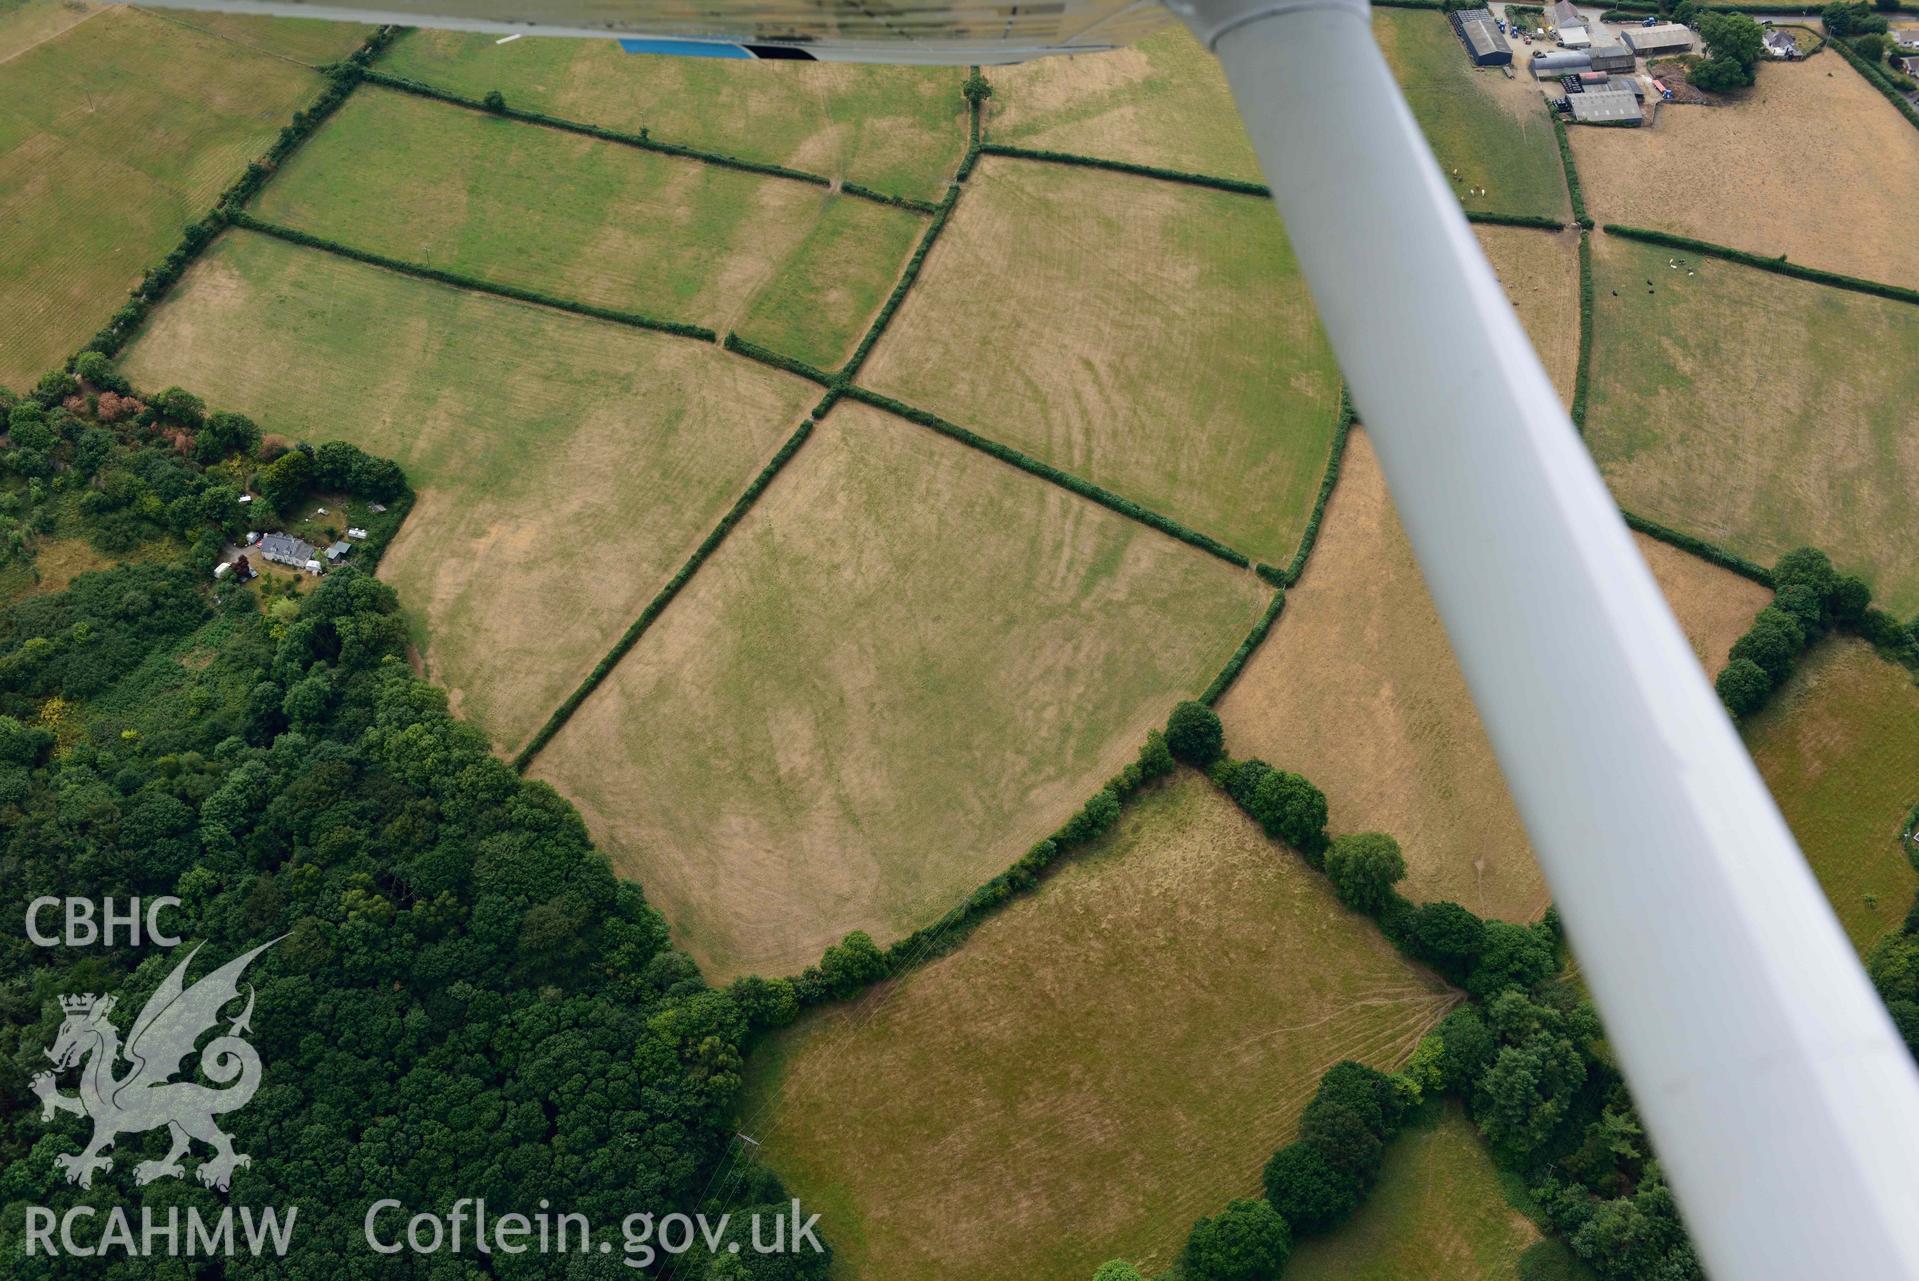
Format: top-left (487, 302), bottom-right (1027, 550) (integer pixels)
top-left (1829, 33), bottom-right (1919, 133)
top-left (840, 185), bottom-right (963, 379)
top-left (1571, 231), bottom-right (1594, 432)
top-left (844, 386), bottom-right (1252, 568)
top-left (1620, 510), bottom-right (1774, 586)
top-left (1276, 388), bottom-right (1357, 588)
top-left (723, 333), bottom-right (836, 386)
top-left (1203, 590), bottom-right (1288, 706)
top-left (81, 28), bottom-right (399, 361)
top-left (513, 416), bottom-right (817, 770)
top-left (231, 213), bottom-right (716, 341)
top-left (1603, 224), bottom-right (1919, 307)
top-left (978, 142), bottom-right (1272, 195)
top-left (1466, 211), bottom-right (1568, 231)
top-left (1547, 105), bottom-right (1593, 229)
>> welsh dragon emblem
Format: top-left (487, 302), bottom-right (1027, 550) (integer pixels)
top-left (32, 940), bottom-right (278, 1191)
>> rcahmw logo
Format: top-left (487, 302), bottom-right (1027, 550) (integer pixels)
top-left (23, 937), bottom-right (300, 1260)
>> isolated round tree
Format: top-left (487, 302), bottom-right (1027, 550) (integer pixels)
top-left (1323, 832), bottom-right (1406, 915)
top-left (1165, 701), bottom-right (1224, 767)
top-left (1181, 1198), bottom-right (1291, 1281)
top-left (1263, 1141), bottom-right (1360, 1234)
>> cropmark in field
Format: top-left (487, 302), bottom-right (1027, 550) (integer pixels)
top-left (529, 400), bottom-right (1270, 982)
top-left (863, 155), bottom-right (1341, 566)
top-left (1744, 641), bottom-right (1919, 952)
top-left (1571, 58), bottom-right (1919, 291)
top-left (119, 230), bottom-right (822, 756)
top-left (380, 27), bottom-right (967, 202)
top-left (253, 86), bottom-right (926, 369)
top-left (737, 773), bottom-right (1457, 1281)
top-left (1586, 234), bottom-right (1919, 614)
top-left (1218, 429), bottom-right (1771, 922)
top-left (0, 4), bottom-right (325, 386)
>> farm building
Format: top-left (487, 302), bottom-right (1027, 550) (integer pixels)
top-left (260, 532), bottom-right (319, 571)
top-left (1549, 1), bottom-right (1592, 48)
top-left (1569, 87), bottom-right (1644, 125)
top-left (1531, 50), bottom-right (1593, 77)
top-left (1452, 8), bottom-right (1512, 65)
top-left (1624, 23), bottom-right (1693, 55)
top-left (1588, 40), bottom-right (1636, 71)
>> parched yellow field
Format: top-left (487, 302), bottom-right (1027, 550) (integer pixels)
top-left (863, 156), bottom-right (1340, 565)
top-left (1477, 224), bottom-right (1580, 406)
top-left (1571, 58), bottom-right (1919, 289)
top-left (738, 774), bottom-right (1457, 1281)
top-left (985, 25), bottom-right (1260, 182)
top-left (119, 230), bottom-right (820, 756)
top-left (380, 27), bottom-right (969, 202)
top-left (1745, 641), bottom-right (1919, 952)
top-left (531, 400), bottom-right (1269, 981)
top-left (1587, 234), bottom-right (1919, 614)
top-left (1218, 429), bottom-right (1772, 921)
top-left (253, 87), bottom-right (925, 368)
top-left (0, 5), bottom-right (323, 386)
top-left (1285, 1104), bottom-right (1540, 1281)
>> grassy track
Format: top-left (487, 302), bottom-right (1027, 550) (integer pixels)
top-left (737, 774), bottom-right (1456, 1281)
top-left (1587, 235), bottom-right (1919, 613)
top-left (380, 28), bottom-right (967, 202)
top-left (1285, 1104), bottom-right (1541, 1281)
top-left (863, 156), bottom-right (1340, 565)
top-left (1745, 641), bottom-right (1919, 952)
top-left (254, 87), bottom-right (924, 367)
top-left (530, 400), bottom-right (1269, 981)
top-left (119, 230), bottom-right (820, 755)
top-left (986, 26), bottom-right (1261, 182)
top-left (0, 5), bottom-right (321, 386)
top-left (1220, 430), bottom-right (1770, 922)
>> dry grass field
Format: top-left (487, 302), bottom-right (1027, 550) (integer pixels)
top-left (530, 400), bottom-right (1269, 981)
top-left (1745, 641), bottom-right (1919, 952)
top-left (0, 0), bottom-right (98, 60)
top-left (380, 28), bottom-right (968, 202)
top-left (1571, 59), bottom-right (1919, 289)
top-left (1218, 430), bottom-right (1771, 922)
top-left (253, 86), bottom-right (925, 368)
top-left (118, 230), bottom-right (820, 756)
top-left (737, 774), bottom-right (1457, 1281)
top-left (863, 156), bottom-right (1340, 565)
top-left (1477, 224), bottom-right (1580, 406)
top-left (985, 25), bottom-right (1260, 182)
top-left (134, 7), bottom-right (371, 65)
top-left (1586, 234), bottom-right (1919, 614)
top-left (1285, 1104), bottom-right (1540, 1281)
top-left (0, 4), bottom-right (322, 387)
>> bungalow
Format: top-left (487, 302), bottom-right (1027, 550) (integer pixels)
top-left (1762, 28), bottom-right (1798, 59)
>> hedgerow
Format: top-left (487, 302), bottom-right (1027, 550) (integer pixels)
top-left (1829, 33), bottom-right (1919, 132)
top-left (844, 387), bottom-right (1251, 567)
top-left (1603, 224), bottom-right (1919, 306)
top-left (978, 143), bottom-right (1272, 197)
top-left (839, 186), bottom-right (961, 378)
top-left (232, 213), bottom-right (716, 341)
top-left (1621, 510), bottom-right (1773, 585)
top-left (1466, 211), bottom-right (1567, 231)
top-left (1571, 231), bottom-right (1594, 432)
top-left (513, 417), bottom-right (815, 769)
top-left (79, 29), bottom-right (398, 360)
top-left (1547, 106), bottom-right (1593, 229)
top-left (723, 333), bottom-right (836, 385)
top-left (1202, 591), bottom-right (1287, 707)
top-left (839, 182), bottom-right (941, 214)
top-left (1713, 545), bottom-right (1905, 719)
top-left (1277, 388), bottom-right (1356, 587)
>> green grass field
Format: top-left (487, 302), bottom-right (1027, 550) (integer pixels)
top-left (133, 8), bottom-right (371, 65)
top-left (1286, 1104), bottom-right (1540, 1281)
top-left (118, 229), bottom-right (820, 755)
top-left (379, 28), bottom-right (968, 202)
top-left (1587, 235), bottom-right (1919, 614)
top-left (0, 0), bottom-right (97, 61)
top-left (737, 773), bottom-right (1456, 1281)
top-left (253, 86), bottom-right (925, 367)
top-left (986, 26), bottom-right (1261, 181)
top-left (1744, 641), bottom-right (1919, 952)
top-left (0, 5), bottom-right (323, 387)
top-left (1375, 9), bottom-right (1569, 220)
top-left (530, 400), bottom-right (1270, 981)
top-left (862, 156), bottom-right (1340, 565)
